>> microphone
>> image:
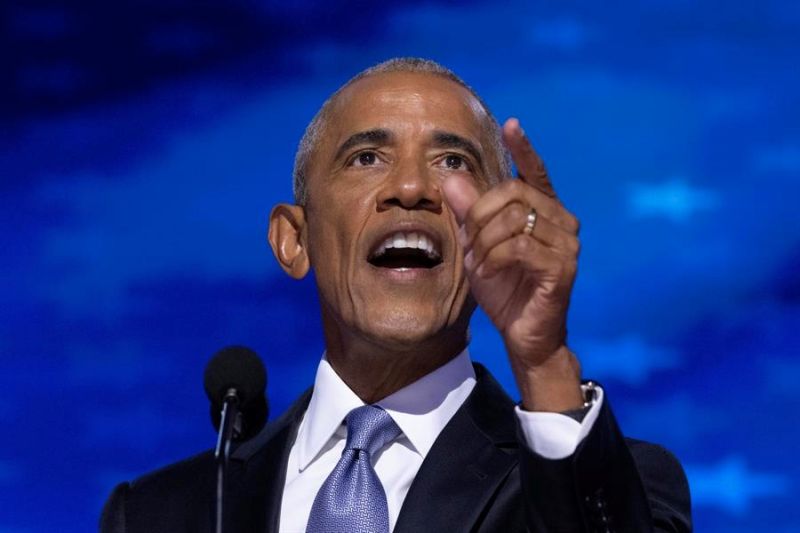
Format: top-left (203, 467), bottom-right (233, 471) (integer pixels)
top-left (203, 346), bottom-right (268, 533)
top-left (203, 345), bottom-right (268, 441)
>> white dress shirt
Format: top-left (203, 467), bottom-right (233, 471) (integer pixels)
top-left (278, 349), bottom-right (603, 532)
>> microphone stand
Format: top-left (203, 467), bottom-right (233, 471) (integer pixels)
top-left (214, 388), bottom-right (241, 533)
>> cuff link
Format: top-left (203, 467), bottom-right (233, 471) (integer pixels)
top-left (581, 380), bottom-right (597, 409)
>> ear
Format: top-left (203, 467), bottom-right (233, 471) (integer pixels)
top-left (268, 203), bottom-right (310, 279)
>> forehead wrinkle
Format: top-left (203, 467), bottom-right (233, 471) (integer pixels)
top-left (314, 71), bottom-right (504, 185)
top-left (338, 74), bottom-right (479, 121)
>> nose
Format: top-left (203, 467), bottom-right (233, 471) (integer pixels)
top-left (376, 159), bottom-right (442, 212)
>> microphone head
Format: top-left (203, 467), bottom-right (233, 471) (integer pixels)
top-left (203, 345), bottom-right (268, 438)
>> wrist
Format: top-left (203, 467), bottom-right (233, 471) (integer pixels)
top-left (512, 345), bottom-right (584, 412)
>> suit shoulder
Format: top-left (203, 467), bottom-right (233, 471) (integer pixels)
top-left (625, 438), bottom-right (688, 485)
top-left (100, 450), bottom-right (216, 533)
top-left (127, 449), bottom-right (216, 496)
top-left (625, 438), bottom-right (692, 530)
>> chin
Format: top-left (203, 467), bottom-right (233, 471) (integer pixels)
top-left (358, 308), bottom-right (444, 350)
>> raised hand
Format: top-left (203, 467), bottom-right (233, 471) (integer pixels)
top-left (442, 118), bottom-right (584, 412)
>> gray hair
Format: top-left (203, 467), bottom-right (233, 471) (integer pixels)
top-left (292, 57), bottom-right (511, 205)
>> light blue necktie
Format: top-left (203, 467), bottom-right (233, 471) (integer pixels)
top-left (306, 405), bottom-right (402, 533)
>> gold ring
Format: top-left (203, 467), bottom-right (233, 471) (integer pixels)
top-left (523, 208), bottom-right (538, 236)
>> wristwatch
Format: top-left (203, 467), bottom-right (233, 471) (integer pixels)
top-left (559, 380), bottom-right (597, 422)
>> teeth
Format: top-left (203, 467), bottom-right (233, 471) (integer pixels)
top-left (373, 231), bottom-right (440, 259)
top-left (406, 232), bottom-right (418, 249)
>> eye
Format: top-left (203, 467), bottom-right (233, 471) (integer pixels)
top-left (441, 154), bottom-right (470, 171)
top-left (350, 151), bottom-right (378, 167)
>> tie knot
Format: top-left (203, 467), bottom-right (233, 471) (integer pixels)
top-left (344, 405), bottom-right (401, 456)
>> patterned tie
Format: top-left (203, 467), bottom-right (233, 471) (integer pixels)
top-left (306, 405), bottom-right (402, 533)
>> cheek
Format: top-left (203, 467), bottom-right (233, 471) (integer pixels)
top-left (305, 199), bottom-right (365, 277)
top-left (308, 221), bottom-right (345, 270)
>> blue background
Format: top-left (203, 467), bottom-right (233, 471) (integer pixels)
top-left (2, 1), bottom-right (798, 531)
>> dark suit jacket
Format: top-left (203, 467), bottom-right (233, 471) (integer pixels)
top-left (100, 364), bottom-right (691, 532)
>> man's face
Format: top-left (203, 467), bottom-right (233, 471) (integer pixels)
top-left (303, 72), bottom-right (500, 350)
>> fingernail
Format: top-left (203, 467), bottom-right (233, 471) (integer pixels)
top-left (464, 250), bottom-right (474, 270)
top-left (512, 118), bottom-right (524, 137)
top-left (458, 226), bottom-right (468, 247)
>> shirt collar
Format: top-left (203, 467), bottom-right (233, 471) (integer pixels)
top-left (296, 349), bottom-right (476, 470)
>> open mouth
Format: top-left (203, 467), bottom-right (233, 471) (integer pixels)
top-left (367, 231), bottom-right (443, 269)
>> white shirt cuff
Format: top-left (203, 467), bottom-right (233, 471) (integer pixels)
top-left (514, 385), bottom-right (604, 460)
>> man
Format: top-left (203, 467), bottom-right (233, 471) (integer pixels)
top-left (101, 58), bottom-right (691, 532)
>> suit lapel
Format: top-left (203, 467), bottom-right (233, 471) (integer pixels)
top-left (221, 364), bottom-right (518, 532)
top-left (226, 389), bottom-right (312, 533)
top-left (394, 364), bottom-right (519, 533)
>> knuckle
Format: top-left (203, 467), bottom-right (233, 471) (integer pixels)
top-left (564, 259), bottom-right (578, 278)
top-left (505, 179), bottom-right (524, 196)
top-left (568, 214), bottom-right (581, 234)
top-left (567, 235), bottom-right (581, 255)
top-left (507, 202), bottom-right (527, 224)
top-left (513, 235), bottom-right (533, 257)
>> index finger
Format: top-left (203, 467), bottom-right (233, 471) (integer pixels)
top-left (502, 117), bottom-right (557, 198)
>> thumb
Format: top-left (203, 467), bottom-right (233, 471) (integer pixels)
top-left (441, 175), bottom-right (480, 225)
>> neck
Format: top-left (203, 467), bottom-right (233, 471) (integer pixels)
top-left (323, 327), bottom-right (468, 404)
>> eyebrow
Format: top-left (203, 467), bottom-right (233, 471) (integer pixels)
top-left (334, 128), bottom-right (393, 162)
top-left (431, 130), bottom-right (484, 169)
